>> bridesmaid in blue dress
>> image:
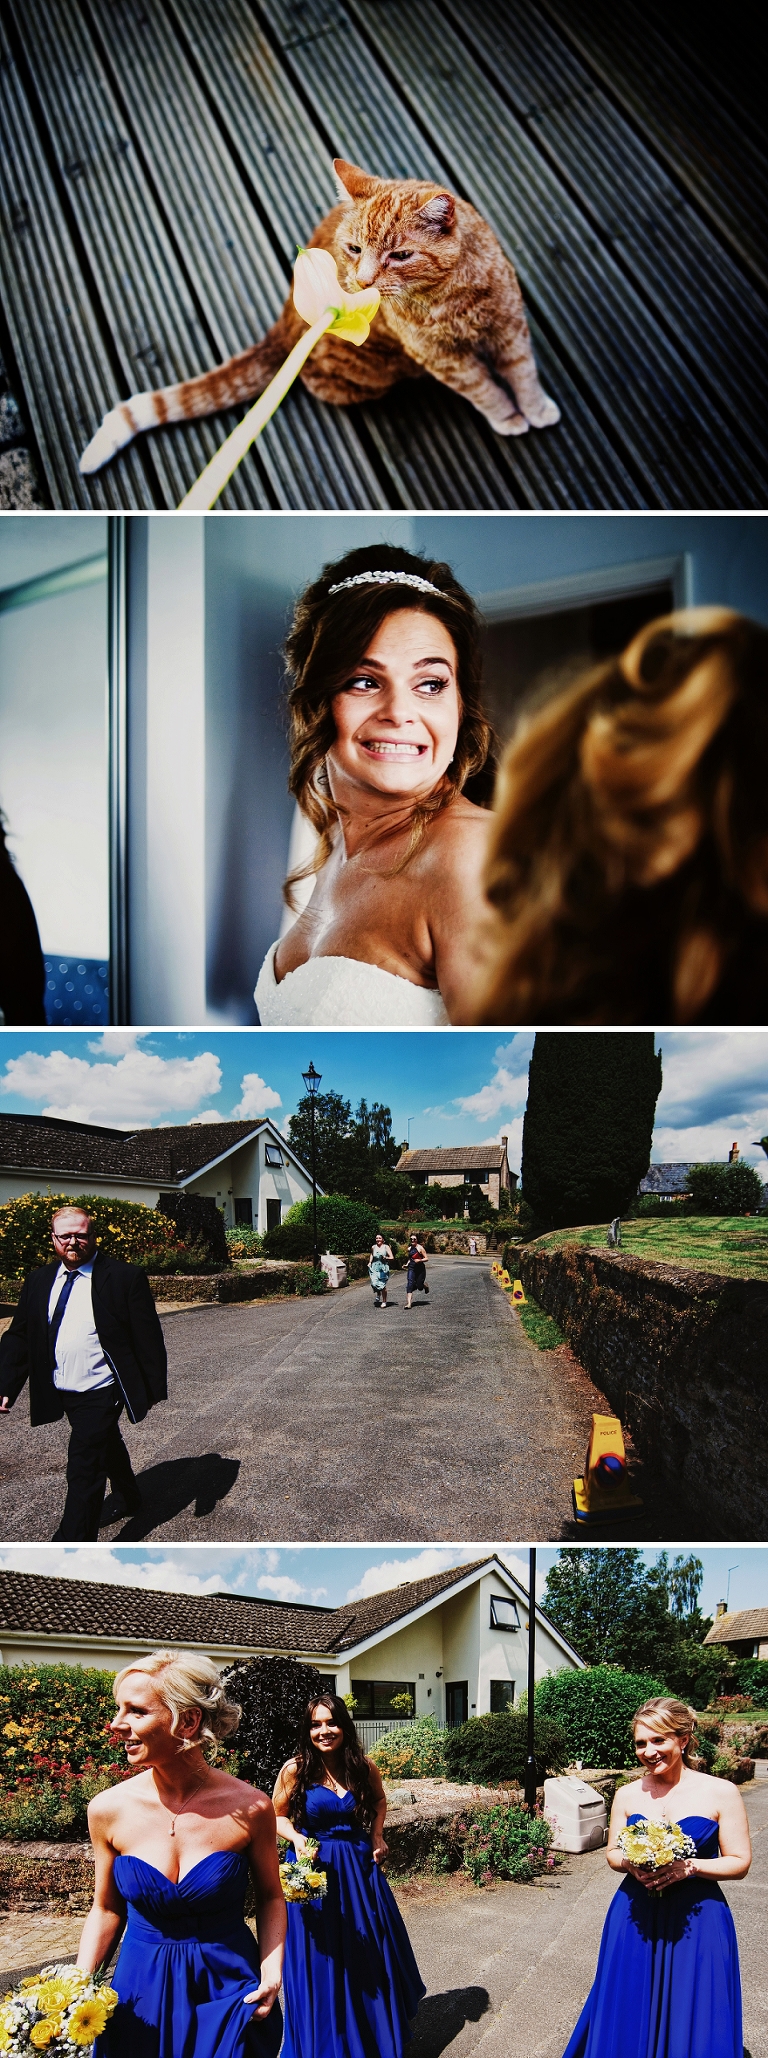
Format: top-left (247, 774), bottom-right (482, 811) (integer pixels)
top-left (273, 1693), bottom-right (426, 2058)
top-left (76, 1648), bottom-right (285, 2057)
top-left (562, 1695), bottom-right (752, 2058)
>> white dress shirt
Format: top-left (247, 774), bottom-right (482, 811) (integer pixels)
top-left (48, 1259), bottom-right (115, 1394)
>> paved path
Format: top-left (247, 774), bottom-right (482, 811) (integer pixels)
top-left (403, 1778), bottom-right (768, 2058)
top-left (0, 1261), bottom-right (613, 1543)
top-left (3, 1785), bottom-right (766, 2053)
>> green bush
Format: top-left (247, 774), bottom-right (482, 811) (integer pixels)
top-left (0, 1193), bottom-right (186, 1276)
top-left (0, 1664), bottom-right (120, 1787)
top-left (369, 1717), bottom-right (447, 1779)
top-left (226, 1225), bottom-right (264, 1259)
top-left (444, 1710), bottom-right (566, 1786)
top-left (293, 1266), bottom-right (328, 1296)
top-left (0, 1765), bottom-right (132, 1841)
top-left (733, 1658), bottom-right (768, 1702)
top-left (461, 1803), bottom-right (558, 1886)
top-left (687, 1161), bottom-right (763, 1214)
top-left (266, 1194), bottom-right (381, 1258)
top-left (156, 1192), bottom-right (229, 1270)
top-left (534, 1666), bottom-right (667, 1768)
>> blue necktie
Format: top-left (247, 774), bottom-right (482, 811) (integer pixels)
top-left (49, 1269), bottom-right (79, 1367)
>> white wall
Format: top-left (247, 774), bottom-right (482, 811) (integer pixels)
top-left (349, 1611), bottom-right (444, 1721)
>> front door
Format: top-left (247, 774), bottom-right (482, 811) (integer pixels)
top-left (266, 1198), bottom-right (281, 1231)
top-left (445, 1681), bottom-right (468, 1727)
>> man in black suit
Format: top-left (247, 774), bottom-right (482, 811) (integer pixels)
top-left (0, 1204), bottom-right (167, 1540)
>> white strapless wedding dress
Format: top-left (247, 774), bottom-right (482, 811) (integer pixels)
top-left (254, 941), bottom-right (450, 1027)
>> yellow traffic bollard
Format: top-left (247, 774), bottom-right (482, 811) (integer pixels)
top-left (510, 1279), bottom-right (526, 1303)
top-left (572, 1413), bottom-right (643, 1522)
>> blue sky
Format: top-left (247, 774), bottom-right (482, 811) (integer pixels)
top-left (0, 1543), bottom-right (763, 1620)
top-left (1, 1028), bottom-right (767, 1181)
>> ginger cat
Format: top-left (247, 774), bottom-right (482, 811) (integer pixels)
top-left (80, 159), bottom-right (560, 472)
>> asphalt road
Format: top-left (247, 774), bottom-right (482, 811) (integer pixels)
top-left (402, 1778), bottom-right (768, 2058)
top-left (0, 1260), bottom-right (615, 1543)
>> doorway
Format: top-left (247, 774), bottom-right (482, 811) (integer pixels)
top-left (445, 1682), bottom-right (468, 1728)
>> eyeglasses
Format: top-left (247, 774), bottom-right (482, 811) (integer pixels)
top-left (52, 1230), bottom-right (93, 1244)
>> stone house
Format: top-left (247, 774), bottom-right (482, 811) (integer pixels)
top-left (395, 1141), bottom-right (515, 1212)
top-left (704, 1607), bottom-right (768, 1662)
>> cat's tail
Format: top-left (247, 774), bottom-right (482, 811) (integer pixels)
top-left (80, 320), bottom-right (295, 474)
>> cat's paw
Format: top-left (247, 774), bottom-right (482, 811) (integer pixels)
top-left (79, 408), bottom-right (134, 473)
top-left (485, 403), bottom-right (529, 437)
top-left (524, 392), bottom-right (561, 429)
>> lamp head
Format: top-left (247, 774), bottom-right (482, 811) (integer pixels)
top-left (302, 1061), bottom-right (322, 1098)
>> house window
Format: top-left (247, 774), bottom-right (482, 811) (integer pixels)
top-left (445, 1682), bottom-right (468, 1728)
top-left (490, 1680), bottom-right (515, 1713)
top-left (234, 1198), bottom-right (253, 1227)
top-left (265, 1144), bottom-right (283, 1167)
top-left (464, 1171), bottom-right (488, 1185)
top-left (266, 1198), bottom-right (281, 1231)
top-left (490, 1595), bottom-right (520, 1631)
top-left (351, 1681), bottom-right (416, 1720)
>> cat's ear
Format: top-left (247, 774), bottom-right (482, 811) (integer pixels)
top-left (333, 158), bottom-right (381, 207)
top-left (415, 190), bottom-right (456, 234)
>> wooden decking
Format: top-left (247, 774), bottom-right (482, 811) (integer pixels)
top-left (0, 0), bottom-right (765, 510)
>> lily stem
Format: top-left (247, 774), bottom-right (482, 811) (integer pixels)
top-left (178, 309), bottom-right (337, 511)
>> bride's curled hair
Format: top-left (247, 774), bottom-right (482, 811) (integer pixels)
top-left (287, 1694), bottom-right (379, 1832)
top-left (114, 1650), bottom-right (242, 1759)
top-left (472, 609), bottom-right (768, 1024)
top-left (283, 542), bottom-right (494, 903)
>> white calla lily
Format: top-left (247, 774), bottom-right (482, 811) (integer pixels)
top-left (179, 250), bottom-right (380, 510)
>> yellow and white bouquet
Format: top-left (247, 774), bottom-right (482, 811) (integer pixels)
top-left (617, 1819), bottom-right (697, 1885)
top-left (0, 1964), bottom-right (119, 2052)
top-left (279, 1837), bottom-right (328, 1907)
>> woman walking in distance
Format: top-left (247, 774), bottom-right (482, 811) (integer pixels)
top-left (273, 1694), bottom-right (425, 2058)
top-left (78, 1650), bottom-right (285, 2056)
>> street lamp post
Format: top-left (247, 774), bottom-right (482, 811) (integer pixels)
top-left (524, 1547), bottom-right (537, 1812)
top-left (302, 1060), bottom-right (322, 1269)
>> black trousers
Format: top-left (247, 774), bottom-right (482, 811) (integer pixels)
top-left (55, 1386), bottom-right (137, 1540)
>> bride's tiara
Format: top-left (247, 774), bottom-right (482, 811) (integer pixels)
top-left (327, 570), bottom-right (443, 598)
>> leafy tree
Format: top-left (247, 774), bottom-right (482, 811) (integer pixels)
top-left (543, 1549), bottom-right (687, 1677)
top-left (467, 1184), bottom-right (490, 1222)
top-left (288, 1090), bottom-right (400, 1205)
top-left (521, 1032), bottom-right (662, 1233)
top-left (222, 1655), bottom-right (325, 1792)
top-left (687, 1161), bottom-right (763, 1215)
top-left (535, 1667), bottom-right (667, 1768)
top-left (444, 1710), bottom-right (567, 1785)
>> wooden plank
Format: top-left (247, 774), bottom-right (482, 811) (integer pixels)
top-left (443, 0), bottom-right (768, 466)
top-left (541, 0), bottom-right (768, 289)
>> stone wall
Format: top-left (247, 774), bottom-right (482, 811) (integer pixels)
top-left (518, 1244), bottom-right (768, 1535)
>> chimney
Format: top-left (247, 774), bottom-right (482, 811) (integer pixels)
top-left (728, 1141), bottom-right (740, 1162)
top-left (715, 1600), bottom-right (727, 1618)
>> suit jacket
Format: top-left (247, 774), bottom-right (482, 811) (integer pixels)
top-left (0, 1252), bottom-right (168, 1426)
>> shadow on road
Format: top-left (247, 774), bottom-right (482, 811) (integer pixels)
top-left (410, 1986), bottom-right (491, 2054)
top-left (102, 1454), bottom-right (241, 1538)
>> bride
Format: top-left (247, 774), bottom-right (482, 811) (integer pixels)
top-left (254, 544), bottom-right (495, 1027)
top-left (78, 1649), bottom-right (285, 2056)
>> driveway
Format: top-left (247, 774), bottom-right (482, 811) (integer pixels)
top-left (401, 1777), bottom-right (768, 2058)
top-left (0, 1259), bottom-right (616, 1542)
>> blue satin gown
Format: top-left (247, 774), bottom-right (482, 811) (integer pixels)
top-left (96, 1851), bottom-right (283, 2058)
top-left (562, 1816), bottom-right (743, 2058)
top-left (281, 1785), bottom-right (426, 2058)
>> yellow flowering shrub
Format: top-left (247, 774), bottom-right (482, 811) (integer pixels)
top-left (0, 1192), bottom-right (186, 1276)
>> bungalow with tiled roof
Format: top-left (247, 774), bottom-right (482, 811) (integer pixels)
top-left (0, 1111), bottom-right (318, 1235)
top-left (395, 1142), bottom-right (515, 1212)
top-left (704, 1607), bottom-right (768, 1662)
top-left (0, 1558), bottom-right (583, 1736)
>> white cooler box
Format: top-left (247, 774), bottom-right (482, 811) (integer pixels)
top-left (543, 1777), bottom-right (607, 1852)
top-left (320, 1253), bottom-right (347, 1289)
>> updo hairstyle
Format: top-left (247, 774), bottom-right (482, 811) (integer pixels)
top-left (632, 1696), bottom-right (704, 1769)
top-left (114, 1649), bottom-right (242, 1760)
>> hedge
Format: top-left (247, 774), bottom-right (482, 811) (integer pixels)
top-left (266, 1195), bottom-right (381, 1259)
top-left (0, 1194), bottom-right (186, 1275)
top-left (444, 1710), bottom-right (566, 1786)
top-left (534, 1667), bottom-right (667, 1769)
top-left (369, 1718), bottom-right (447, 1779)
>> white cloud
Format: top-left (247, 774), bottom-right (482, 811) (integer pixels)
top-left (232, 1073), bottom-right (282, 1119)
top-left (455, 1065), bottom-right (530, 1122)
top-left (87, 1033), bottom-right (142, 1058)
top-left (189, 1110), bottom-right (226, 1125)
top-left (2, 1045), bottom-right (222, 1128)
top-left (257, 1575), bottom-right (328, 1604)
top-left (0, 1546), bottom-right (232, 1596)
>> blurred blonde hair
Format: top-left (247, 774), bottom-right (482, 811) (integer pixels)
top-left (472, 609), bottom-right (768, 1023)
top-left (632, 1695), bottom-right (703, 1769)
top-left (114, 1650), bottom-right (241, 1759)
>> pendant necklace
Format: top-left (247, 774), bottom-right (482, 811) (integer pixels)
top-left (164, 1776), bottom-right (208, 1836)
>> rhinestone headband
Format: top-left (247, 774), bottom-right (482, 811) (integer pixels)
top-left (328, 570), bottom-right (442, 598)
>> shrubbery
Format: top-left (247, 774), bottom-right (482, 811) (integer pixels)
top-left (687, 1162), bottom-right (763, 1214)
top-left (157, 1192), bottom-right (229, 1270)
top-left (222, 1655), bottom-right (325, 1793)
top-left (0, 1194), bottom-right (187, 1276)
top-left (461, 1803), bottom-right (558, 1886)
top-left (0, 1664), bottom-right (131, 1841)
top-left (732, 1658), bottom-right (768, 1704)
top-left (444, 1710), bottom-right (566, 1786)
top-left (534, 1666), bottom-right (666, 1768)
top-left (264, 1195), bottom-right (381, 1259)
top-left (369, 1717), bottom-right (447, 1780)
top-left (226, 1225), bottom-right (264, 1259)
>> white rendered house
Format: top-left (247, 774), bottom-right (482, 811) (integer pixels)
top-left (0, 1112), bottom-right (317, 1234)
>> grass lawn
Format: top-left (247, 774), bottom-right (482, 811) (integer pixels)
top-left (518, 1296), bottom-right (565, 1351)
top-left (532, 1216), bottom-right (768, 1282)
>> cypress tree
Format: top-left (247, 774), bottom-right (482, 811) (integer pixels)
top-left (521, 1032), bottom-right (662, 1231)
